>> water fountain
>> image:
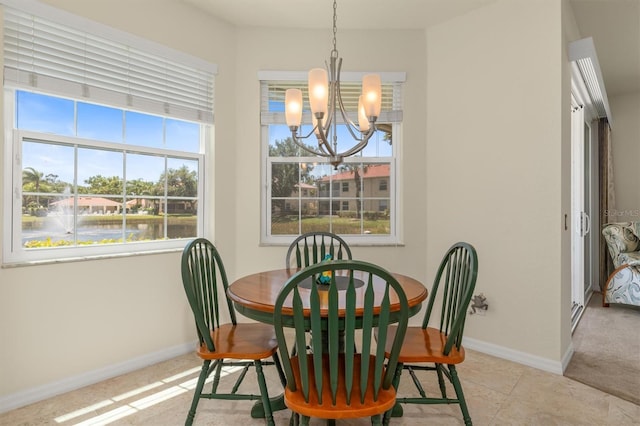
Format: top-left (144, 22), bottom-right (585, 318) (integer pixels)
top-left (52, 186), bottom-right (75, 234)
top-left (22, 187), bottom-right (78, 247)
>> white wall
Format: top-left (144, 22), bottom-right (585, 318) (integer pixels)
top-left (610, 91), bottom-right (640, 222)
top-left (0, 0), bottom-right (238, 409)
top-left (425, 0), bottom-right (571, 362)
top-left (232, 27), bottom-right (428, 282)
top-left (1, 0), bottom-right (579, 412)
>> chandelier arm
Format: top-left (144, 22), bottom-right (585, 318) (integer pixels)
top-left (333, 56), bottom-right (359, 134)
top-left (290, 126), bottom-right (318, 141)
top-left (336, 88), bottom-right (366, 140)
top-left (315, 119), bottom-right (338, 157)
top-left (332, 56), bottom-right (377, 154)
top-left (342, 121), bottom-right (370, 143)
top-left (318, 139), bottom-right (336, 157)
top-left (321, 58), bottom-right (337, 134)
top-left (290, 124), bottom-right (337, 158)
top-left (290, 133), bottom-right (330, 157)
top-left (338, 135), bottom-right (370, 158)
top-left (336, 88), bottom-right (376, 142)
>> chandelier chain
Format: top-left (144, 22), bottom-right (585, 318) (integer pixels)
top-left (283, 0), bottom-right (380, 168)
top-left (331, 0), bottom-right (338, 57)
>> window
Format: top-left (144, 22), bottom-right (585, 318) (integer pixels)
top-left (379, 179), bottom-right (388, 191)
top-left (3, 6), bottom-right (216, 264)
top-left (259, 71), bottom-right (404, 244)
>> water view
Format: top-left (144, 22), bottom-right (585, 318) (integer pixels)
top-left (22, 215), bottom-right (197, 247)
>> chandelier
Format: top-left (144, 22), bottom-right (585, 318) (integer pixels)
top-left (284, 0), bottom-right (382, 168)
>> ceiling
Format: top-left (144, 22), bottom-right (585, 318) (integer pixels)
top-left (570, 0), bottom-right (639, 97)
top-left (181, 0), bottom-right (640, 97)
top-left (180, 0), bottom-right (498, 30)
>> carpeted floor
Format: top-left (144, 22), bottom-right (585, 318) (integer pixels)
top-left (565, 293), bottom-right (640, 406)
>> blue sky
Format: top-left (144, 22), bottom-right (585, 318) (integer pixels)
top-left (18, 91), bottom-right (199, 184)
top-left (19, 90), bottom-right (390, 186)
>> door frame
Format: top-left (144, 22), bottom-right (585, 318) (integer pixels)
top-left (570, 66), bottom-right (599, 331)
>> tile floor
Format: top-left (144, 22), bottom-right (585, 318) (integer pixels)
top-left (1, 348), bottom-right (638, 426)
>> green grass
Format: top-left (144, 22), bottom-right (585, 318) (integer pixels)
top-left (22, 214), bottom-right (196, 226)
top-left (272, 216), bottom-right (390, 235)
top-left (23, 214), bottom-right (388, 236)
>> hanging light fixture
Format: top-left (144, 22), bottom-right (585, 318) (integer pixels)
top-left (284, 0), bottom-right (382, 169)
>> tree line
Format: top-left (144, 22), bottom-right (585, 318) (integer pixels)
top-left (22, 165), bottom-right (197, 213)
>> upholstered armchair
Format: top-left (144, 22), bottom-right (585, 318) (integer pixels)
top-left (601, 222), bottom-right (640, 307)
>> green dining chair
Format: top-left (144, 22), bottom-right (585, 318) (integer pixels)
top-left (285, 232), bottom-right (353, 357)
top-left (285, 231), bottom-right (352, 269)
top-left (181, 238), bottom-right (285, 426)
top-left (381, 242), bottom-right (478, 425)
top-left (273, 260), bottom-right (409, 426)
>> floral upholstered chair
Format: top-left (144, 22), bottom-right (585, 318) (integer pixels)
top-left (601, 222), bottom-right (640, 307)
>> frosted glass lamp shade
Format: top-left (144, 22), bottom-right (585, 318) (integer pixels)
top-left (362, 74), bottom-right (381, 117)
top-left (358, 95), bottom-right (370, 132)
top-left (312, 114), bottom-right (321, 136)
top-left (308, 68), bottom-right (328, 116)
top-left (285, 89), bottom-right (303, 127)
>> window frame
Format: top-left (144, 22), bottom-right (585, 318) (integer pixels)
top-left (3, 92), bottom-right (208, 265)
top-left (259, 71), bottom-right (405, 246)
top-left (1, 3), bottom-right (215, 265)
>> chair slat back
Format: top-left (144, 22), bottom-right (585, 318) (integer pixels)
top-left (285, 232), bottom-right (352, 269)
top-left (274, 260), bottom-right (409, 405)
top-left (421, 242), bottom-right (478, 355)
top-left (181, 238), bottom-right (235, 352)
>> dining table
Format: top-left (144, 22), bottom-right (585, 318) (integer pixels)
top-left (227, 266), bottom-right (428, 419)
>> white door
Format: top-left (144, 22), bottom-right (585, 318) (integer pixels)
top-left (571, 95), bottom-right (593, 330)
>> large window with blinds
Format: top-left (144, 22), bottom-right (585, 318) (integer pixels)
top-left (259, 71), bottom-right (404, 245)
top-left (2, 5), bottom-right (216, 264)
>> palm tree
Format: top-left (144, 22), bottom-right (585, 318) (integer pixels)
top-left (338, 164), bottom-right (368, 218)
top-left (22, 167), bottom-right (44, 207)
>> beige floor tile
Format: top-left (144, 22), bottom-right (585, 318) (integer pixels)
top-left (460, 349), bottom-right (529, 396)
top-left (491, 396), bottom-right (607, 426)
top-left (1, 350), bottom-right (638, 426)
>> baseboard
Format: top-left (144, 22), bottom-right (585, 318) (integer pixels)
top-left (1, 337), bottom-right (573, 414)
top-left (0, 341), bottom-right (195, 414)
top-left (561, 341), bottom-right (575, 373)
top-left (463, 337), bottom-right (566, 375)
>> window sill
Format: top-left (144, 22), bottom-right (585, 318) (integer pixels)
top-left (2, 247), bottom-right (182, 268)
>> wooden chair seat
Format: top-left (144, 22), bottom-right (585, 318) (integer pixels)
top-left (285, 354), bottom-right (397, 419)
top-left (273, 260), bottom-right (409, 425)
top-left (385, 325), bottom-right (465, 364)
top-left (181, 238), bottom-right (285, 426)
top-left (196, 323), bottom-right (279, 360)
top-left (381, 242), bottom-right (478, 426)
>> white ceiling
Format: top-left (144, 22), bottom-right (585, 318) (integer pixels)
top-left (570, 0), bottom-right (639, 97)
top-left (181, 0), bottom-right (640, 97)
top-left (180, 0), bottom-right (498, 30)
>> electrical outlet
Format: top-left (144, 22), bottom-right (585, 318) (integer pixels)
top-left (469, 293), bottom-right (488, 316)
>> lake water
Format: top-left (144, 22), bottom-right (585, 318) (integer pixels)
top-left (22, 220), bottom-right (197, 245)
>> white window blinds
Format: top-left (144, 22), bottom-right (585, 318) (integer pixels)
top-left (3, 7), bottom-right (215, 123)
top-left (259, 71), bottom-right (404, 125)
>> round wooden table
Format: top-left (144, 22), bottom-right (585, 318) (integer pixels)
top-left (227, 268), bottom-right (428, 325)
top-left (227, 267), bottom-right (428, 419)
